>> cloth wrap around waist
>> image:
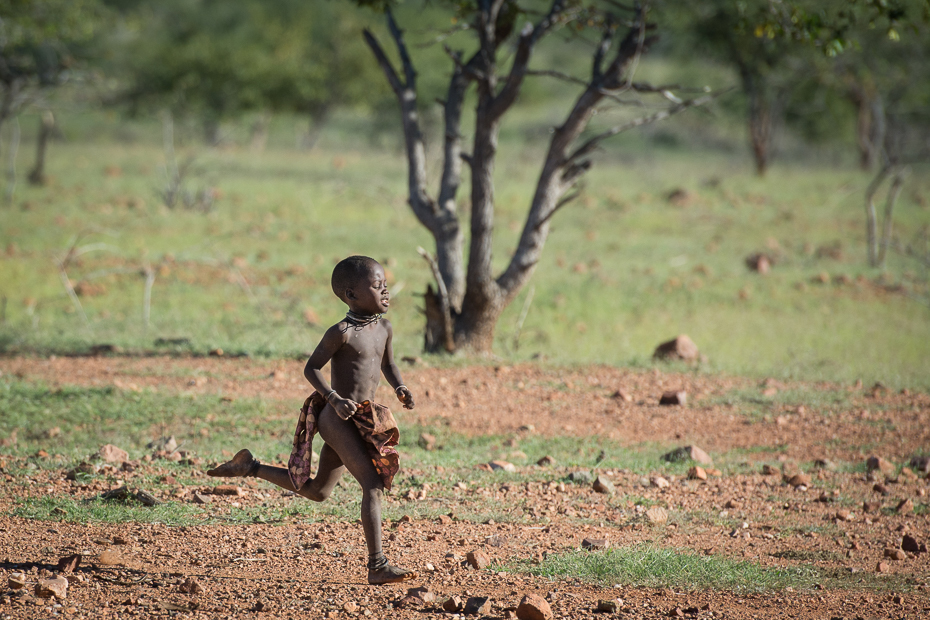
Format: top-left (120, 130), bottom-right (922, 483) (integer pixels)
top-left (287, 392), bottom-right (400, 492)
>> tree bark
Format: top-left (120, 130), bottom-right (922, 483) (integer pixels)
top-left (28, 111), bottom-right (54, 186)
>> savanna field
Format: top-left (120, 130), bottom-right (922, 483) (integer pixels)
top-left (0, 101), bottom-right (929, 619)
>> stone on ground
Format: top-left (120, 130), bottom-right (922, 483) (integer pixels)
top-left (211, 485), bottom-right (244, 496)
top-left (35, 577), bottom-right (68, 600)
top-left (466, 549), bottom-right (491, 570)
top-left (536, 455), bottom-right (556, 467)
top-left (650, 476), bottom-right (670, 489)
top-left (688, 466), bottom-right (707, 481)
top-left (787, 473), bottom-right (811, 488)
top-left (407, 587), bottom-right (436, 603)
top-left (659, 391), bottom-right (687, 406)
top-left (516, 593), bottom-right (552, 620)
top-left (418, 433), bottom-right (436, 451)
top-left (663, 445), bottom-right (713, 465)
top-left (94, 444), bottom-right (129, 463)
top-left (178, 578), bottom-right (204, 594)
top-left (645, 506), bottom-right (669, 524)
top-left (896, 499), bottom-right (914, 515)
top-left (884, 548), bottom-right (906, 561)
top-left (592, 475), bottom-right (614, 495)
top-left (489, 460), bottom-right (516, 473)
top-left (653, 335), bottom-right (699, 361)
top-left (581, 538), bottom-right (609, 551)
top-left (597, 599), bottom-right (622, 613)
top-left (8, 573), bottom-right (26, 590)
top-left (569, 470), bottom-right (594, 484)
top-left (866, 456), bottom-right (896, 476)
top-left (57, 554), bottom-right (81, 574)
top-left (463, 596), bottom-right (492, 615)
top-left (442, 595), bottom-right (464, 612)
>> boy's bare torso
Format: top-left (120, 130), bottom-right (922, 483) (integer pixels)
top-left (329, 319), bottom-right (390, 403)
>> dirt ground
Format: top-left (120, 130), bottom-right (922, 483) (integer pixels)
top-left (1, 356), bottom-right (929, 620)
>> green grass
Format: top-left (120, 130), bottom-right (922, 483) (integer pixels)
top-left (511, 545), bottom-right (825, 591)
top-left (14, 495), bottom-right (209, 526)
top-left (508, 544), bottom-right (905, 592)
top-left (1, 106), bottom-right (928, 389)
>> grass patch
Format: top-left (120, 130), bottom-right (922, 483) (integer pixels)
top-left (13, 496), bottom-right (208, 526)
top-left (511, 545), bottom-right (824, 592)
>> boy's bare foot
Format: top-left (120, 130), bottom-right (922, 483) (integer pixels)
top-left (367, 563), bottom-right (417, 585)
top-left (207, 449), bottom-right (259, 478)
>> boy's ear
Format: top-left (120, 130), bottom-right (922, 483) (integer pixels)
top-left (344, 287), bottom-right (356, 301)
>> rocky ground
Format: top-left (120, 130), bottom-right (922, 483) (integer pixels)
top-left (0, 356), bottom-right (928, 619)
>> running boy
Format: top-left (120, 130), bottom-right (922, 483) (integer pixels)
top-left (207, 255), bottom-right (416, 585)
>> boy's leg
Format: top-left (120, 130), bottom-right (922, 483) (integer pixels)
top-left (316, 404), bottom-right (415, 585)
top-left (208, 446), bottom-right (346, 502)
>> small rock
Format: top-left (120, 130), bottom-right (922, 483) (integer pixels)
top-left (569, 470), bottom-right (594, 484)
top-left (668, 607), bottom-right (686, 618)
top-left (57, 554), bottom-right (81, 574)
top-left (866, 456), bottom-right (896, 477)
top-left (688, 466), bottom-right (707, 481)
top-left (8, 572), bottom-right (26, 590)
top-left (342, 601), bottom-right (359, 613)
top-left (581, 538), bottom-right (609, 551)
top-left (761, 464), bottom-right (778, 475)
top-left (96, 550), bottom-right (126, 566)
top-left (659, 391), bottom-right (687, 406)
top-left (192, 493), bottom-right (212, 504)
top-left (884, 548), bottom-right (907, 561)
top-left (211, 485), bottom-right (244, 496)
top-left (593, 475), bottom-right (614, 495)
top-left (813, 459), bottom-right (836, 471)
top-left (407, 587), bottom-right (436, 603)
top-left (787, 473), bottom-right (811, 488)
top-left (611, 389), bottom-right (633, 402)
top-left (745, 253), bottom-right (771, 274)
top-left (645, 506), bottom-right (669, 524)
top-left (94, 444), bottom-right (129, 464)
top-left (909, 455), bottom-right (930, 474)
top-left (596, 599), bottom-right (621, 613)
top-left (876, 561), bottom-right (890, 573)
top-left (536, 455), bottom-right (556, 467)
top-left (393, 596), bottom-right (422, 609)
top-left (66, 461), bottom-right (98, 480)
top-left (438, 514), bottom-right (453, 525)
top-left (516, 593), bottom-right (553, 620)
top-left (35, 577), bottom-right (68, 600)
top-left (902, 534), bottom-right (921, 553)
top-left (178, 578), bottom-right (204, 594)
top-left (650, 476), bottom-right (670, 489)
top-left (705, 467), bottom-right (722, 477)
top-left (489, 460), bottom-right (516, 473)
top-left (663, 445), bottom-right (713, 465)
top-left (418, 433), bottom-right (436, 451)
top-left (464, 596), bottom-right (492, 615)
top-left (896, 499), bottom-right (914, 515)
top-left (873, 483), bottom-right (890, 496)
top-left (835, 509), bottom-right (853, 522)
top-left (653, 335), bottom-right (699, 361)
top-left (466, 549), bottom-right (491, 570)
top-left (862, 500), bottom-right (881, 513)
top-left (442, 595), bottom-right (464, 612)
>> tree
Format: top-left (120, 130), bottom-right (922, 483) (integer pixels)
top-left (0, 0), bottom-right (106, 187)
top-left (360, 0), bottom-right (712, 353)
top-left (113, 0), bottom-right (386, 145)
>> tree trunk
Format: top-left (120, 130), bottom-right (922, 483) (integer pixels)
top-left (28, 111), bottom-right (54, 186)
top-left (745, 76), bottom-right (772, 176)
top-left (850, 84), bottom-right (885, 171)
top-left (249, 111), bottom-right (270, 153)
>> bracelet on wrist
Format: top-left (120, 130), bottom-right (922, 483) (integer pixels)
top-left (394, 385), bottom-right (407, 393)
top-left (324, 389), bottom-right (337, 403)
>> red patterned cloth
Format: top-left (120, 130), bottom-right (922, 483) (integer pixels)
top-left (288, 392), bottom-right (400, 492)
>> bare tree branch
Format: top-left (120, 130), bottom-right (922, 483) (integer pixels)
top-left (567, 93), bottom-right (717, 163)
top-left (386, 9), bottom-right (416, 88)
top-left (592, 18), bottom-right (616, 82)
top-left (362, 30), bottom-right (404, 94)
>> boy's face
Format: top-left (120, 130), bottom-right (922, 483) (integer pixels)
top-left (346, 263), bottom-right (390, 315)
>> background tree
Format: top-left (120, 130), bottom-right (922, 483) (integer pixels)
top-left (0, 0), bottom-right (106, 187)
top-left (112, 0), bottom-right (386, 145)
top-left (359, 0), bottom-right (713, 353)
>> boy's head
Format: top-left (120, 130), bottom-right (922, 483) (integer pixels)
top-left (331, 255), bottom-right (389, 313)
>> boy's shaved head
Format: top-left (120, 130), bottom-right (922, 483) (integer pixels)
top-left (332, 255), bottom-right (380, 300)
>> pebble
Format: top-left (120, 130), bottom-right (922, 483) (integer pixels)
top-left (8, 573), bottom-right (26, 590)
top-left (211, 485), bottom-right (244, 496)
top-left (343, 601), bottom-right (359, 613)
top-left (596, 599), bottom-right (622, 613)
top-left (835, 509), bottom-right (853, 522)
top-left (466, 549), bottom-right (491, 570)
top-left (895, 499), bottom-right (914, 515)
top-left (581, 538), bottom-right (609, 551)
top-left (659, 391), bottom-right (687, 406)
top-left (687, 466), bottom-right (707, 481)
top-left (537, 455), bottom-right (556, 467)
top-left (418, 433), bottom-right (436, 451)
top-left (663, 445), bottom-right (713, 465)
top-left (650, 476), bottom-right (670, 489)
top-left (787, 473), bottom-right (811, 488)
top-left (192, 493), bottom-right (212, 504)
top-left (645, 506), bottom-right (669, 524)
top-left (592, 475), bottom-right (614, 495)
top-left (884, 548), bottom-right (907, 561)
top-left (516, 592), bottom-right (553, 620)
top-left (178, 578), bottom-right (204, 594)
top-left (489, 460), bottom-right (516, 473)
top-left (35, 577), bottom-right (68, 600)
top-left (442, 595), bottom-right (464, 612)
top-left (463, 596), bottom-right (491, 615)
top-left (406, 586), bottom-right (436, 603)
top-left (866, 456), bottom-right (896, 477)
top-left (95, 444), bottom-right (129, 464)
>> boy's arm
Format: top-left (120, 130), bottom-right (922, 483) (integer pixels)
top-left (304, 324), bottom-right (357, 419)
top-left (380, 320), bottom-right (414, 410)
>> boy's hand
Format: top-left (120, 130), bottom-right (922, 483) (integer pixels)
top-left (331, 396), bottom-right (359, 420)
top-left (396, 386), bottom-right (415, 410)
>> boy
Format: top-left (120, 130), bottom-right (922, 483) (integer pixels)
top-left (207, 255), bottom-right (416, 585)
